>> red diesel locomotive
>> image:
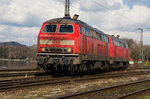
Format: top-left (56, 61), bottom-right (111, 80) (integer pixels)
top-left (37, 0), bottom-right (129, 75)
top-left (37, 16), bottom-right (129, 75)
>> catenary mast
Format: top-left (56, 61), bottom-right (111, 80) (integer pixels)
top-left (137, 28), bottom-right (144, 62)
top-left (65, 0), bottom-right (70, 17)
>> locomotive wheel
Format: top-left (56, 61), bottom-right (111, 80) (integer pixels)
top-left (42, 64), bottom-right (51, 73)
top-left (70, 65), bottom-right (80, 76)
top-left (51, 64), bottom-right (59, 77)
top-left (120, 62), bottom-right (129, 70)
top-left (70, 65), bottom-right (75, 76)
top-left (79, 64), bottom-right (83, 75)
top-left (76, 65), bottom-right (81, 76)
top-left (109, 63), bottom-right (115, 71)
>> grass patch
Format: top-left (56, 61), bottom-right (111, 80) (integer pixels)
top-left (37, 94), bottom-right (43, 97)
top-left (69, 80), bottom-right (76, 86)
top-left (140, 96), bottom-right (150, 99)
top-left (32, 87), bottom-right (39, 91)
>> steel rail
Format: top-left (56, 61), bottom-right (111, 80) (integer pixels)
top-left (0, 72), bottom-right (46, 77)
top-left (55, 79), bottom-right (150, 99)
top-left (0, 76), bottom-right (70, 91)
top-left (0, 68), bottom-right (38, 72)
top-left (115, 87), bottom-right (150, 99)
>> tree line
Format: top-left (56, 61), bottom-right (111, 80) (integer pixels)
top-left (123, 38), bottom-right (150, 61)
top-left (0, 45), bottom-right (37, 60)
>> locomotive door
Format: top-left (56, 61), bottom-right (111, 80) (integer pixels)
top-left (81, 27), bottom-right (87, 54)
top-left (83, 35), bottom-right (87, 54)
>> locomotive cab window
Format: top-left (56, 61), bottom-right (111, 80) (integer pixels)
top-left (43, 24), bottom-right (57, 33)
top-left (59, 25), bottom-right (74, 33)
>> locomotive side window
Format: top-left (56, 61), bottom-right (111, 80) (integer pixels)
top-left (120, 42), bottom-right (124, 47)
top-left (82, 27), bottom-right (86, 35)
top-left (113, 40), bottom-right (116, 45)
top-left (90, 30), bottom-right (97, 38)
top-left (102, 35), bottom-right (109, 43)
top-left (85, 28), bottom-right (90, 36)
top-left (113, 40), bottom-right (118, 46)
top-left (79, 26), bottom-right (82, 34)
top-left (93, 31), bottom-right (97, 38)
top-left (59, 25), bottom-right (74, 33)
top-left (107, 37), bottom-right (109, 43)
top-left (113, 39), bottom-right (127, 48)
top-left (102, 35), bottom-right (105, 42)
top-left (90, 30), bottom-right (94, 37)
top-left (105, 36), bottom-right (109, 43)
top-left (120, 42), bottom-right (125, 48)
top-left (97, 33), bottom-right (102, 40)
top-left (115, 40), bottom-right (120, 46)
top-left (43, 25), bottom-right (57, 33)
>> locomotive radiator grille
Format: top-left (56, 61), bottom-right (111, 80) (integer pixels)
top-left (49, 48), bottom-right (63, 52)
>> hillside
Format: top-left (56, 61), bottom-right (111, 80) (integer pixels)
top-left (0, 41), bottom-right (37, 59)
top-left (0, 41), bottom-right (26, 47)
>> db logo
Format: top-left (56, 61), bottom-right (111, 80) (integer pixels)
top-left (53, 40), bottom-right (60, 45)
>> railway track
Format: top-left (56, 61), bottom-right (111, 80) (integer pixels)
top-left (0, 76), bottom-right (69, 91)
top-left (0, 71), bottom-right (47, 77)
top-left (55, 79), bottom-right (150, 99)
top-left (126, 66), bottom-right (150, 73)
top-left (116, 87), bottom-right (150, 99)
top-left (0, 70), bottom-right (150, 92)
top-left (0, 65), bottom-right (149, 78)
top-left (0, 68), bottom-right (47, 77)
top-left (127, 66), bottom-right (150, 70)
top-left (0, 68), bottom-right (38, 72)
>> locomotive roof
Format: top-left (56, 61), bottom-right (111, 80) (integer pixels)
top-left (45, 17), bottom-right (105, 34)
top-left (107, 34), bottom-right (126, 43)
top-left (45, 17), bottom-right (85, 25)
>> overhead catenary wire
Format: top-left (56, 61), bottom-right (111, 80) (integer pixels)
top-left (89, 0), bottom-right (140, 25)
top-left (69, 0), bottom-right (142, 31)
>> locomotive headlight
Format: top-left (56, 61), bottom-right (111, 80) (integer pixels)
top-left (42, 48), bottom-right (46, 52)
top-left (67, 48), bottom-right (72, 52)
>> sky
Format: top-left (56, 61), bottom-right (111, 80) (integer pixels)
top-left (0, 0), bottom-right (150, 46)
